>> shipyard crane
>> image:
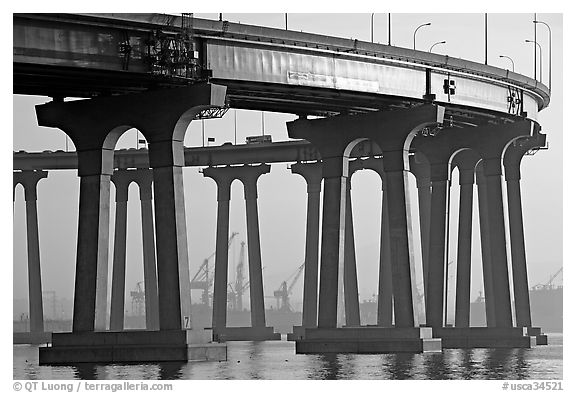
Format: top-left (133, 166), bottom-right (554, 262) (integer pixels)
top-left (532, 267), bottom-right (563, 290)
top-left (273, 262), bottom-right (305, 312)
top-left (130, 282), bottom-right (145, 316)
top-left (190, 232), bottom-right (239, 306)
top-left (228, 241), bottom-right (249, 311)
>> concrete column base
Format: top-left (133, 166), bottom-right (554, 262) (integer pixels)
top-left (432, 327), bottom-right (531, 348)
top-left (531, 335), bottom-right (548, 346)
top-left (287, 326), bottom-right (305, 341)
top-left (38, 330), bottom-right (226, 365)
top-left (523, 326), bottom-right (541, 336)
top-left (295, 327), bottom-right (441, 354)
top-left (522, 327), bottom-right (548, 345)
top-left (13, 332), bottom-right (52, 345)
top-left (212, 326), bottom-right (281, 342)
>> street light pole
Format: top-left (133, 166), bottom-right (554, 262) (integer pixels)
top-left (388, 13), bottom-right (391, 45)
top-left (371, 13), bottom-right (374, 43)
top-left (429, 41), bottom-right (446, 53)
top-left (413, 22), bottom-right (431, 50)
top-left (534, 19), bottom-right (552, 92)
top-left (526, 40), bottom-right (542, 82)
top-left (498, 55), bottom-right (515, 72)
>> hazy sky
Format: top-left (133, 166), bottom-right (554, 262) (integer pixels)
top-left (12, 13), bottom-right (563, 323)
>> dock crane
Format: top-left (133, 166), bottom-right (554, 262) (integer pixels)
top-left (228, 241), bottom-right (249, 311)
top-left (190, 232), bottom-right (238, 305)
top-left (273, 262), bottom-right (305, 312)
top-left (532, 267), bottom-right (563, 290)
top-left (130, 282), bottom-right (145, 316)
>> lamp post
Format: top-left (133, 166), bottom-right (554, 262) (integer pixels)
top-left (498, 55), bottom-right (515, 72)
top-left (388, 13), bottom-right (391, 45)
top-left (413, 22), bottom-right (431, 50)
top-left (534, 19), bottom-right (552, 91)
top-left (371, 13), bottom-right (374, 43)
top-left (525, 39), bottom-right (542, 82)
top-left (429, 41), bottom-right (446, 53)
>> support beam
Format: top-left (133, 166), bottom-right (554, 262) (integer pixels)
top-left (476, 164), bottom-right (496, 327)
top-left (316, 160), bottom-right (347, 328)
top-left (343, 177), bottom-right (361, 326)
top-left (136, 169), bottom-right (160, 331)
top-left (149, 160), bottom-right (191, 330)
top-left (409, 153), bottom-right (431, 298)
top-left (482, 158), bottom-right (513, 327)
top-left (290, 162), bottom-right (322, 328)
top-left (13, 170), bottom-right (48, 333)
top-left (202, 167), bottom-right (233, 332)
top-left (452, 150), bottom-right (481, 328)
top-left (242, 165), bottom-right (271, 328)
top-left (110, 170), bottom-right (131, 331)
top-left (503, 134), bottom-right (546, 328)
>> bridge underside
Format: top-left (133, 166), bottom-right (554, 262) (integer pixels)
top-left (14, 62), bottom-right (515, 127)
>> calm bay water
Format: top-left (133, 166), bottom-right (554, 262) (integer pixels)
top-left (13, 334), bottom-right (562, 380)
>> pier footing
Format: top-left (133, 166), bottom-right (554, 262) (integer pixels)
top-left (212, 326), bottom-right (281, 342)
top-left (295, 327), bottom-right (441, 354)
top-left (432, 327), bottom-right (531, 348)
top-left (14, 332), bottom-right (52, 345)
top-left (524, 327), bottom-right (548, 345)
top-left (39, 330), bottom-right (226, 365)
top-left (287, 326), bottom-right (304, 341)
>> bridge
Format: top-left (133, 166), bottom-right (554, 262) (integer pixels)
top-left (13, 13), bottom-right (550, 363)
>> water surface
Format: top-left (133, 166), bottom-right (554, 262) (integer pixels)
top-left (13, 333), bottom-right (562, 380)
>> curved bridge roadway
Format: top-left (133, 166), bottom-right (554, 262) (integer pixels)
top-left (14, 13), bottom-right (549, 124)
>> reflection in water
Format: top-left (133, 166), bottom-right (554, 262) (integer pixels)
top-left (13, 335), bottom-right (563, 380)
top-left (424, 352), bottom-right (451, 379)
top-left (158, 362), bottom-right (185, 380)
top-left (484, 349), bottom-right (514, 379)
top-left (457, 349), bottom-right (476, 379)
top-left (246, 342), bottom-right (263, 379)
top-left (72, 363), bottom-right (98, 380)
top-left (386, 353), bottom-right (415, 379)
top-left (317, 354), bottom-right (341, 380)
top-left (512, 349), bottom-right (529, 380)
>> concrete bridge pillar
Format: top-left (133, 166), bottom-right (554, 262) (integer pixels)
top-left (288, 105), bottom-right (441, 329)
top-left (290, 162), bottom-right (322, 328)
top-left (411, 120), bottom-right (533, 329)
top-left (240, 165), bottom-right (271, 328)
top-left (35, 83), bottom-right (226, 334)
top-left (110, 170), bottom-right (131, 331)
top-left (471, 120), bottom-right (534, 328)
top-left (377, 171), bottom-right (394, 327)
top-left (503, 134), bottom-right (547, 328)
top-left (452, 150), bottom-right (481, 328)
top-left (411, 135), bottom-right (460, 328)
top-left (481, 158), bottom-right (514, 327)
top-left (13, 170), bottom-right (48, 333)
top-left (203, 164), bottom-right (278, 340)
top-left (475, 163), bottom-right (496, 327)
top-left (134, 168), bottom-right (160, 331)
top-left (202, 167), bottom-right (234, 332)
top-left (110, 169), bottom-right (160, 331)
top-left (147, 141), bottom-right (193, 330)
top-left (349, 158), bottom-right (393, 327)
top-left (343, 176), bottom-right (361, 326)
top-left (35, 84), bottom-right (229, 363)
top-left (409, 152), bottom-right (432, 298)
